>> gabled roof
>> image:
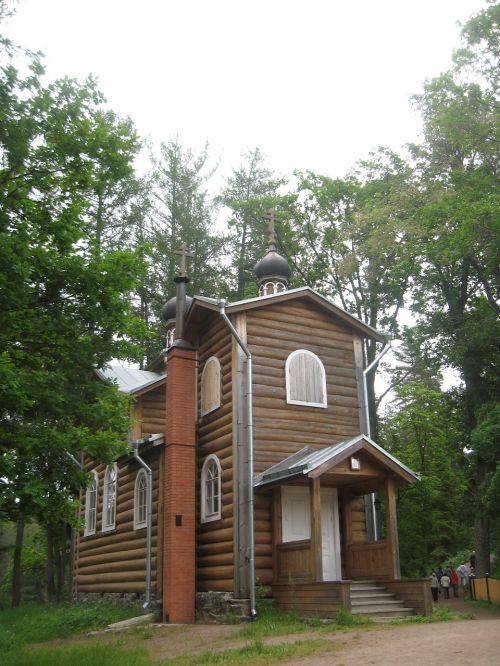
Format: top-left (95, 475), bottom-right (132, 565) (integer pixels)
top-left (96, 365), bottom-right (166, 395)
top-left (253, 434), bottom-right (419, 488)
top-left (187, 287), bottom-right (385, 343)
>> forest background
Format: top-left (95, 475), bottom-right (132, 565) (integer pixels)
top-left (0, 0), bottom-right (498, 606)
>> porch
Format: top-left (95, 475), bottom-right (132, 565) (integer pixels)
top-left (254, 435), bottom-right (430, 617)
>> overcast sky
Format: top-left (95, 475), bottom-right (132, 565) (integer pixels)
top-left (6, 0), bottom-right (488, 181)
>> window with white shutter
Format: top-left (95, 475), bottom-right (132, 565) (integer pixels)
top-left (200, 356), bottom-right (221, 416)
top-left (285, 349), bottom-right (327, 408)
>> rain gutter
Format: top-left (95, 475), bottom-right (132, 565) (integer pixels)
top-left (218, 299), bottom-right (256, 619)
top-left (363, 340), bottom-right (392, 541)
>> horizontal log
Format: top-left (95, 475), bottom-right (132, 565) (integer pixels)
top-left (247, 322), bottom-right (354, 352)
top-left (77, 557), bottom-right (157, 575)
top-left (197, 527), bottom-right (234, 544)
top-left (197, 565), bottom-right (234, 580)
top-left (78, 529), bottom-right (157, 551)
top-left (197, 580), bottom-right (234, 593)
top-left (197, 542), bottom-right (235, 557)
top-left (197, 553), bottom-right (234, 567)
top-left (249, 305), bottom-right (353, 335)
top-left (78, 546), bottom-right (147, 567)
top-left (77, 581), bottom-right (153, 594)
top-left (76, 570), bottom-right (150, 583)
top-left (198, 418), bottom-right (233, 440)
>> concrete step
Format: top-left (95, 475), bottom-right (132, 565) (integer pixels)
top-left (349, 580), bottom-right (414, 620)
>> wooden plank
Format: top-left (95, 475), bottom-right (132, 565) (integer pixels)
top-left (385, 476), bottom-right (401, 579)
top-left (310, 478), bottom-right (322, 582)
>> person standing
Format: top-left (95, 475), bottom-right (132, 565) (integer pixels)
top-left (430, 572), bottom-right (439, 602)
top-left (450, 568), bottom-right (459, 598)
top-left (440, 571), bottom-right (451, 599)
top-left (458, 563), bottom-right (468, 592)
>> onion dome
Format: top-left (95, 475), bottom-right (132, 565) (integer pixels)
top-left (160, 295), bottom-right (193, 325)
top-left (254, 250), bottom-right (291, 284)
top-left (254, 208), bottom-right (291, 296)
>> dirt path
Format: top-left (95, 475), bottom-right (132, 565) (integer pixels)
top-left (294, 597), bottom-right (500, 666)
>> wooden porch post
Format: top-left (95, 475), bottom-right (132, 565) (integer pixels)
top-left (385, 476), bottom-right (401, 579)
top-left (272, 487), bottom-right (282, 583)
top-left (310, 478), bottom-right (322, 581)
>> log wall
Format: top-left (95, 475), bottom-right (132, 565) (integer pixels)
top-left (247, 299), bottom-right (361, 586)
top-left (75, 448), bottom-right (161, 596)
top-left (196, 315), bottom-right (235, 592)
top-left (248, 299), bottom-right (360, 474)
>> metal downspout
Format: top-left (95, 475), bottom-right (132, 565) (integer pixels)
top-left (362, 341), bottom-right (391, 541)
top-left (218, 300), bottom-right (257, 619)
top-left (133, 442), bottom-right (153, 609)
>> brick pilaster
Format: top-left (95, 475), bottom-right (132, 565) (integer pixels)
top-left (162, 346), bottom-right (197, 623)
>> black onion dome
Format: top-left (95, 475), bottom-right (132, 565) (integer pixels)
top-left (254, 250), bottom-right (291, 283)
top-left (160, 295), bottom-right (193, 324)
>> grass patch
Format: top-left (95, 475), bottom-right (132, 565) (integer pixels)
top-left (470, 599), bottom-right (500, 614)
top-left (237, 604), bottom-right (311, 640)
top-left (389, 605), bottom-right (473, 625)
top-left (2, 643), bottom-right (150, 666)
top-left (160, 637), bottom-right (329, 665)
top-left (333, 607), bottom-right (373, 628)
top-left (0, 603), bottom-right (138, 652)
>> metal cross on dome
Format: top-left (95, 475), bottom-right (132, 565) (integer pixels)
top-left (175, 241), bottom-right (193, 277)
top-left (263, 208), bottom-right (279, 250)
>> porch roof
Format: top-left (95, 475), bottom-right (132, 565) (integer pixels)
top-left (253, 434), bottom-right (419, 488)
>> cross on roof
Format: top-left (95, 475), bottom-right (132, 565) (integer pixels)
top-left (175, 242), bottom-right (193, 277)
top-left (263, 208), bottom-right (278, 250)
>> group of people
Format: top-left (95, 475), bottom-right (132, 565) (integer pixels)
top-left (429, 562), bottom-right (473, 602)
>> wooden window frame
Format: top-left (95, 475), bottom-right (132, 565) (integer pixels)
top-left (285, 349), bottom-right (327, 408)
top-left (102, 463), bottom-right (118, 533)
top-left (84, 470), bottom-right (98, 537)
top-left (200, 355), bottom-right (221, 417)
top-left (200, 454), bottom-right (222, 523)
top-left (134, 468), bottom-right (148, 530)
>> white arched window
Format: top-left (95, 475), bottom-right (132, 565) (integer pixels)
top-left (200, 356), bottom-right (221, 416)
top-left (285, 349), bottom-right (327, 408)
top-left (134, 469), bottom-right (148, 530)
top-left (84, 470), bottom-right (98, 536)
top-left (102, 464), bottom-right (118, 532)
top-left (201, 455), bottom-right (222, 523)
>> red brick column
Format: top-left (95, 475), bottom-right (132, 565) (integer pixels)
top-left (162, 346), bottom-right (197, 623)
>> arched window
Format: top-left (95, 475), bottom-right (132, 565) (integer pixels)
top-left (134, 469), bottom-right (148, 530)
top-left (260, 280), bottom-right (286, 296)
top-left (201, 455), bottom-right (222, 523)
top-left (84, 470), bottom-right (98, 536)
top-left (166, 327), bottom-right (176, 349)
top-left (285, 349), bottom-right (327, 408)
top-left (102, 464), bottom-right (118, 532)
top-left (200, 356), bottom-right (221, 416)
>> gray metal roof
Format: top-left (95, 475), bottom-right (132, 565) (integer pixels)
top-left (253, 434), bottom-right (419, 487)
top-left (97, 365), bottom-right (165, 395)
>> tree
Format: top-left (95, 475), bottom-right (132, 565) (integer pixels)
top-left (218, 148), bottom-right (287, 299)
top-left (288, 148), bottom-right (420, 436)
top-left (381, 382), bottom-right (470, 576)
top-left (0, 29), bottom-right (145, 602)
top-left (408, 2), bottom-right (500, 575)
top-left (142, 137), bottom-right (226, 361)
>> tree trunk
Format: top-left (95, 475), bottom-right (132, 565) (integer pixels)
top-left (11, 511), bottom-right (25, 607)
top-left (46, 523), bottom-right (56, 602)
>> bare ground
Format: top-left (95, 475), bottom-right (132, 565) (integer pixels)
top-left (143, 596), bottom-right (500, 665)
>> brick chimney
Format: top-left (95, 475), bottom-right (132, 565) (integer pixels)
top-left (162, 244), bottom-right (196, 623)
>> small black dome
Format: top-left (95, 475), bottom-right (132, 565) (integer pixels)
top-left (160, 295), bottom-right (193, 324)
top-left (254, 250), bottom-right (291, 282)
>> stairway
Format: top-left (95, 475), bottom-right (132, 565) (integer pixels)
top-left (350, 580), bottom-right (414, 622)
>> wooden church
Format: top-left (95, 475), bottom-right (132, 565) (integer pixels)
top-left (73, 218), bottom-right (431, 621)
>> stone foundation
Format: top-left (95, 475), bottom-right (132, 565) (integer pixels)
top-left (195, 591), bottom-right (251, 623)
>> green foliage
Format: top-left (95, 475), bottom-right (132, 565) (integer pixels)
top-left (0, 602), bottom-right (137, 652)
top-left (382, 382), bottom-right (470, 575)
top-left (334, 607), bottom-right (372, 627)
top-left (162, 638), bottom-right (328, 666)
top-left (3, 644), bottom-right (150, 666)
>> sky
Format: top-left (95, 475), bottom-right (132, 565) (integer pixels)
top-left (6, 0), bottom-right (488, 182)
